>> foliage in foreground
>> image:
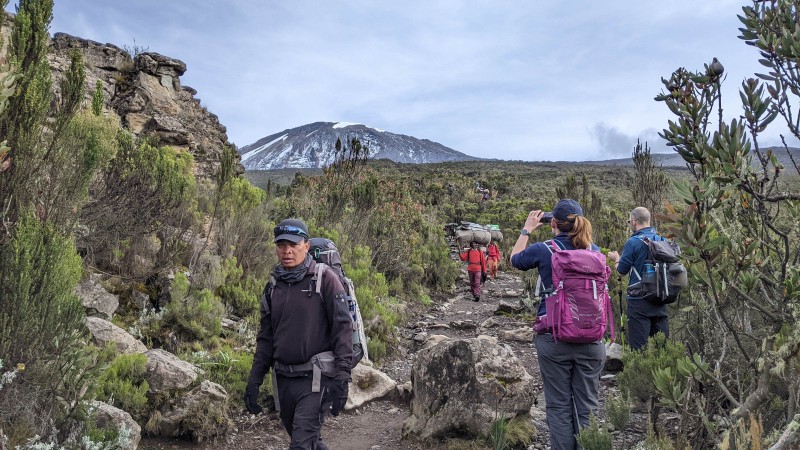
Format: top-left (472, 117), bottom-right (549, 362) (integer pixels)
top-left (641, 0), bottom-right (800, 446)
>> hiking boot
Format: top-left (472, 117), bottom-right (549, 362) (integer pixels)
top-left (473, 295), bottom-right (480, 302)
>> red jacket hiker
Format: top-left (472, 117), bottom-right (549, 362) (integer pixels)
top-left (486, 242), bottom-right (501, 279)
top-left (460, 245), bottom-right (487, 302)
top-left (487, 242), bottom-right (501, 260)
top-left (460, 247), bottom-right (487, 273)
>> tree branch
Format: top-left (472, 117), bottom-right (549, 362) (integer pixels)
top-left (733, 337), bottom-right (775, 420)
top-left (730, 283), bottom-right (779, 322)
top-left (705, 260), bottom-right (754, 368)
top-left (769, 414), bottom-right (800, 450)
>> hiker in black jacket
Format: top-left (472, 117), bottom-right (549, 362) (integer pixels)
top-left (245, 218), bottom-right (353, 450)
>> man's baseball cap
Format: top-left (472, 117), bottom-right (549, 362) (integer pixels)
top-left (552, 199), bottom-right (584, 221)
top-left (273, 218), bottom-right (309, 243)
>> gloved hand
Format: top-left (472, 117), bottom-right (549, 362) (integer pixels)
top-left (244, 383), bottom-right (263, 415)
top-left (329, 379), bottom-right (349, 416)
top-left (481, 272), bottom-right (487, 284)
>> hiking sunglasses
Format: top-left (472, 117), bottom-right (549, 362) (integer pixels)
top-left (274, 225), bottom-right (309, 239)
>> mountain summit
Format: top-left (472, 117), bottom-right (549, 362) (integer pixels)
top-left (238, 122), bottom-right (476, 169)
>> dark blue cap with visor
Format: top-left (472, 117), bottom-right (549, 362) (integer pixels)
top-left (273, 218), bottom-right (309, 243)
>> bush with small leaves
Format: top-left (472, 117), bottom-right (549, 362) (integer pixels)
top-left (163, 272), bottom-right (224, 346)
top-left (186, 348), bottom-right (259, 407)
top-left (616, 333), bottom-right (687, 402)
top-left (575, 414), bottom-right (612, 450)
top-left (95, 353), bottom-right (150, 421)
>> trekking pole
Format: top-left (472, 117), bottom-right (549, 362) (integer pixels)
top-left (617, 274), bottom-right (625, 334)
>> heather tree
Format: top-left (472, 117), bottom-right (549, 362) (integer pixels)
top-left (0, 0), bottom-right (106, 443)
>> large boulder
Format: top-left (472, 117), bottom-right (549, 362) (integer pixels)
top-left (85, 316), bottom-right (147, 354)
top-left (144, 349), bottom-right (204, 393)
top-left (346, 364), bottom-right (397, 410)
top-left (88, 401), bottom-right (141, 450)
top-left (74, 274), bottom-right (119, 319)
top-left (403, 336), bottom-right (535, 440)
top-left (155, 380), bottom-right (231, 441)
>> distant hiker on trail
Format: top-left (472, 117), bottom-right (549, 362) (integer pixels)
top-left (608, 206), bottom-right (670, 350)
top-left (245, 218), bottom-right (353, 450)
top-left (460, 241), bottom-right (487, 302)
top-left (481, 189), bottom-right (490, 201)
top-left (486, 241), bottom-right (501, 280)
top-left (509, 199), bottom-right (606, 450)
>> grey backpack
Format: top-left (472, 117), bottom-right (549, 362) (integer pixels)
top-left (637, 236), bottom-right (688, 305)
top-left (308, 238), bottom-right (369, 367)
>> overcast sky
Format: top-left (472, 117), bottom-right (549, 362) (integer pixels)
top-left (27, 1), bottom-right (790, 161)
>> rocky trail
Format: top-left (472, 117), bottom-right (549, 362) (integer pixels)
top-left (141, 259), bottom-right (654, 450)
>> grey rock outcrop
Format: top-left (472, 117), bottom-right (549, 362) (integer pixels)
top-left (88, 401), bottom-right (142, 450)
top-left (420, 334), bottom-right (450, 350)
top-left (144, 349), bottom-right (204, 393)
top-left (495, 298), bottom-right (526, 315)
top-left (604, 342), bottom-right (624, 372)
top-left (74, 274), bottom-right (119, 319)
top-left (498, 327), bottom-right (534, 343)
top-left (403, 336), bottom-right (535, 440)
top-left (346, 364), bottom-right (397, 410)
top-left (49, 33), bottom-right (242, 180)
top-left (155, 380), bottom-right (231, 440)
top-left (85, 316), bottom-right (147, 354)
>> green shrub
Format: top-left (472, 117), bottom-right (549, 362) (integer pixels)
top-left (575, 414), bottom-right (612, 450)
top-left (487, 416), bottom-right (534, 450)
top-left (616, 333), bottom-right (687, 401)
top-left (632, 427), bottom-right (679, 450)
top-left (95, 353), bottom-right (149, 421)
top-left (185, 348), bottom-right (266, 406)
top-left (488, 418), bottom-right (509, 450)
top-left (345, 244), bottom-right (401, 362)
top-left (0, 213), bottom-right (92, 444)
top-left (606, 389), bottom-right (631, 431)
top-left (216, 256), bottom-right (264, 319)
top-left (80, 136), bottom-right (198, 275)
top-left (163, 272), bottom-right (224, 346)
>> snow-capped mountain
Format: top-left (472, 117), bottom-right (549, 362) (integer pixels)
top-left (238, 122), bottom-right (477, 169)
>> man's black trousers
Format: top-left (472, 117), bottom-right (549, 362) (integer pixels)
top-left (276, 372), bottom-right (336, 450)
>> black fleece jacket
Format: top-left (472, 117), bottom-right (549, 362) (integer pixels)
top-left (248, 260), bottom-right (353, 386)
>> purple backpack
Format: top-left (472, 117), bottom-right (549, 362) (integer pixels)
top-left (539, 240), bottom-right (614, 343)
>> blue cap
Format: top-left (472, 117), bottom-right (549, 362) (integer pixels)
top-left (552, 199), bottom-right (583, 221)
top-left (273, 218), bottom-right (309, 243)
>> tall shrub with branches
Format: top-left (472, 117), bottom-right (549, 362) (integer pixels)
top-left (0, 1), bottom-right (117, 442)
top-left (631, 139), bottom-right (671, 225)
top-left (0, 0), bottom-right (89, 231)
top-left (78, 135), bottom-right (197, 273)
top-left (651, 1), bottom-right (800, 446)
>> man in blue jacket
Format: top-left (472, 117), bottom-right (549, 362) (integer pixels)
top-left (608, 207), bottom-right (668, 350)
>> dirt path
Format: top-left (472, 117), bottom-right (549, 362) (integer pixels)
top-left (141, 261), bottom-right (652, 449)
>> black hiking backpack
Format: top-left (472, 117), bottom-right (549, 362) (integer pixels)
top-left (636, 235), bottom-right (689, 305)
top-left (308, 238), bottom-right (368, 368)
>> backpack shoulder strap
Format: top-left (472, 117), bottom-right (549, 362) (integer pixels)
top-left (548, 239), bottom-right (567, 253)
top-left (263, 276), bottom-right (276, 312)
top-left (543, 240), bottom-right (558, 255)
top-left (634, 234), bottom-right (654, 255)
top-left (313, 263), bottom-right (329, 295)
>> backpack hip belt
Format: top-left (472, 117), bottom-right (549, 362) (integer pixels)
top-left (273, 351), bottom-right (336, 393)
